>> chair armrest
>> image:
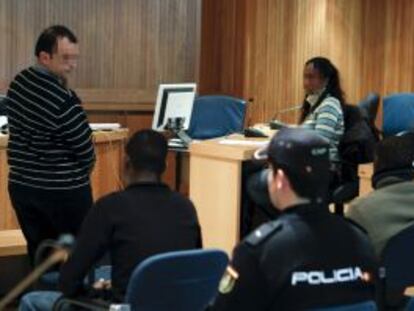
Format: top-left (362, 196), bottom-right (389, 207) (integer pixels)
top-left (53, 297), bottom-right (110, 311)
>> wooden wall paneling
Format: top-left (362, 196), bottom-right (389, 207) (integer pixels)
top-left (200, 0), bottom-right (414, 126)
top-left (199, 0), bottom-right (247, 98)
top-left (360, 0), bottom-right (386, 128)
top-left (248, 0), bottom-right (366, 124)
top-left (242, 0), bottom-right (257, 126)
top-left (383, 0), bottom-right (414, 95)
top-left (0, 0), bottom-right (201, 107)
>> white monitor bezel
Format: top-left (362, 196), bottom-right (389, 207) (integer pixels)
top-left (152, 83), bottom-right (197, 131)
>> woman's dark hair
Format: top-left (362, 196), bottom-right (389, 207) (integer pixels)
top-left (299, 57), bottom-right (345, 123)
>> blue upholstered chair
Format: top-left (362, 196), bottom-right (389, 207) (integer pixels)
top-left (308, 301), bottom-right (377, 311)
top-left (383, 93), bottom-right (414, 137)
top-left (187, 95), bottom-right (247, 139)
top-left (54, 249), bottom-right (229, 311)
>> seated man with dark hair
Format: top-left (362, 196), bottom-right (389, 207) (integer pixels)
top-left (211, 128), bottom-right (378, 311)
top-left (19, 129), bottom-right (202, 310)
top-left (347, 131), bottom-right (414, 256)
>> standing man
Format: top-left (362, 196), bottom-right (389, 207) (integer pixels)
top-left (6, 25), bottom-right (95, 262)
top-left (212, 128), bottom-right (378, 310)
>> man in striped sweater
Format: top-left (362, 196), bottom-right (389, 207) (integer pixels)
top-left (6, 25), bottom-right (95, 262)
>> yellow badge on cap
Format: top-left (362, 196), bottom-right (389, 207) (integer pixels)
top-left (219, 266), bottom-right (239, 294)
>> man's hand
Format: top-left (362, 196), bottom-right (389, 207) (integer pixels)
top-left (93, 279), bottom-right (112, 290)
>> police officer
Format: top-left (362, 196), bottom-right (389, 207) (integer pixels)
top-left (211, 128), bottom-right (378, 310)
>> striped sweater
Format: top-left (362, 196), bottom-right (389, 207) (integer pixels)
top-left (6, 66), bottom-right (95, 190)
top-left (301, 96), bottom-right (344, 162)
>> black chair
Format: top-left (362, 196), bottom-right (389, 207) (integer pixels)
top-left (332, 94), bottom-right (381, 215)
top-left (358, 93), bottom-right (380, 129)
top-left (381, 224), bottom-right (414, 310)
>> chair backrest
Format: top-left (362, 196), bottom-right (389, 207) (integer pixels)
top-left (187, 95), bottom-right (246, 139)
top-left (358, 93), bottom-right (380, 126)
top-left (125, 249), bottom-right (229, 311)
top-left (339, 103), bottom-right (378, 165)
top-left (308, 300), bottom-right (377, 311)
top-left (383, 93), bottom-right (414, 137)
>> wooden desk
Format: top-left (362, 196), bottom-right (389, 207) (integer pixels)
top-left (0, 230), bottom-right (26, 257)
top-left (0, 129), bottom-right (128, 231)
top-left (359, 163), bottom-right (374, 196)
top-left (189, 135), bottom-right (268, 254)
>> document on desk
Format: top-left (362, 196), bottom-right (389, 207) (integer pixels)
top-left (90, 123), bottom-right (121, 131)
top-left (0, 116), bottom-right (7, 128)
top-left (218, 139), bottom-right (269, 147)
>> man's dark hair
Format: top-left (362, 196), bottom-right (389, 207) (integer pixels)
top-left (35, 25), bottom-right (78, 57)
top-left (269, 162), bottom-right (322, 199)
top-left (126, 129), bottom-right (168, 175)
top-left (299, 57), bottom-right (346, 123)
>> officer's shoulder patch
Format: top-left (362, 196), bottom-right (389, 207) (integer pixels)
top-left (245, 221), bottom-right (283, 247)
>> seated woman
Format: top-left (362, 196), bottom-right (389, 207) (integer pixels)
top-left (244, 57), bottom-right (345, 233)
top-left (299, 56), bottom-right (345, 166)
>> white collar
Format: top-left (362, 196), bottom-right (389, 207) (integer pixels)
top-left (306, 88), bottom-right (326, 106)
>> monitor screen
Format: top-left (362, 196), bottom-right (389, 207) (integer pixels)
top-left (152, 83), bottom-right (197, 131)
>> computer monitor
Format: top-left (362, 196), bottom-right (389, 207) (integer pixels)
top-left (152, 83), bottom-right (197, 131)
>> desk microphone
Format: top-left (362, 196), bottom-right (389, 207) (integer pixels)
top-left (272, 104), bottom-right (303, 120)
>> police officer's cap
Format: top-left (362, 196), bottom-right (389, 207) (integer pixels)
top-left (255, 128), bottom-right (330, 199)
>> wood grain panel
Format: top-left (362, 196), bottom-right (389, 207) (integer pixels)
top-left (246, 0), bottom-right (366, 124)
top-left (0, 144), bottom-right (19, 230)
top-left (200, 0), bottom-right (414, 126)
top-left (383, 0), bottom-right (414, 94)
top-left (199, 0), bottom-right (247, 97)
top-left (0, 0), bottom-right (201, 106)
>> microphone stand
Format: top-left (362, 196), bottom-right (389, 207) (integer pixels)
top-left (0, 248), bottom-right (68, 310)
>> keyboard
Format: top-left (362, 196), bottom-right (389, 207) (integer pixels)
top-left (168, 138), bottom-right (187, 149)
